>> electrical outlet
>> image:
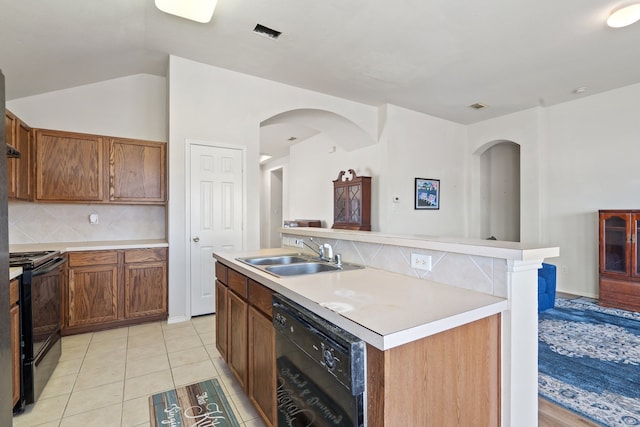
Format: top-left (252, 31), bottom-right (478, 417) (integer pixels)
top-left (411, 253), bottom-right (432, 271)
top-left (294, 239), bottom-right (304, 249)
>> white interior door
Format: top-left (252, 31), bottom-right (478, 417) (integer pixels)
top-left (190, 143), bottom-right (243, 316)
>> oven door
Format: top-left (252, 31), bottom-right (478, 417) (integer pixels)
top-left (31, 257), bottom-right (65, 357)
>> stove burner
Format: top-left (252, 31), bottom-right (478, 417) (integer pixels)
top-left (9, 250), bottom-right (61, 268)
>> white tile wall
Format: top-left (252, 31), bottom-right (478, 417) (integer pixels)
top-left (8, 201), bottom-right (166, 244)
top-left (284, 233), bottom-right (509, 298)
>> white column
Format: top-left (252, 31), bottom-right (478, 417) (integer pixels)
top-left (502, 259), bottom-right (542, 427)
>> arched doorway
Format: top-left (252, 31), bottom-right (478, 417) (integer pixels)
top-left (478, 140), bottom-right (521, 242)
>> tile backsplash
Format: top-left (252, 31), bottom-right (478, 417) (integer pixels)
top-left (283, 233), bottom-right (508, 298)
top-left (8, 201), bottom-right (166, 243)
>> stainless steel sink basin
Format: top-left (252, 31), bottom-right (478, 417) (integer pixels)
top-left (237, 255), bottom-right (311, 266)
top-left (236, 254), bottom-right (364, 277)
top-left (265, 262), bottom-right (342, 276)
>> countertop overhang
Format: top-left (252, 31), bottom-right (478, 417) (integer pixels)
top-left (9, 239), bottom-right (168, 253)
top-left (214, 248), bottom-right (508, 351)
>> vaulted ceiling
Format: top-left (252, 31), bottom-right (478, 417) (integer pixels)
top-left (1, 0), bottom-right (639, 127)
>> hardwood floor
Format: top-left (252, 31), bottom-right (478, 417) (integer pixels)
top-left (539, 397), bottom-right (600, 427)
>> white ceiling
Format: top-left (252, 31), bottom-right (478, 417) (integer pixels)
top-left (1, 0), bottom-right (639, 154)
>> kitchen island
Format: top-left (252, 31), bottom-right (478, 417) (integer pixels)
top-left (216, 228), bottom-right (559, 427)
top-left (215, 248), bottom-right (505, 426)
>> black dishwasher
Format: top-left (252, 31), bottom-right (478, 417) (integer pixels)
top-left (273, 294), bottom-right (366, 427)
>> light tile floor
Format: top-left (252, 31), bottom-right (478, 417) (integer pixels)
top-left (13, 315), bottom-right (267, 427)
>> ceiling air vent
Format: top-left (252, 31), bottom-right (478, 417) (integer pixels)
top-left (253, 24), bottom-right (281, 40)
top-left (469, 102), bottom-right (488, 110)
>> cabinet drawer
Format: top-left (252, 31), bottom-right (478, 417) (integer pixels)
top-left (228, 268), bottom-right (248, 299)
top-left (69, 251), bottom-right (118, 267)
top-left (599, 277), bottom-right (640, 311)
top-left (215, 262), bottom-right (228, 285)
top-left (248, 279), bottom-right (273, 319)
top-left (124, 248), bottom-right (167, 263)
top-left (9, 279), bottom-right (19, 306)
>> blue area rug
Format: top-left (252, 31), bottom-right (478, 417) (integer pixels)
top-left (538, 297), bottom-right (640, 426)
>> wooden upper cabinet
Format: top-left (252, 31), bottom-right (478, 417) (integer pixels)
top-left (6, 110), bottom-right (34, 200)
top-left (109, 138), bottom-right (166, 203)
top-left (6, 111), bottom-right (17, 198)
top-left (35, 130), bottom-right (106, 202)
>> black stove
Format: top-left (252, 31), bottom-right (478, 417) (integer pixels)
top-left (9, 249), bottom-right (65, 413)
top-left (9, 250), bottom-right (61, 268)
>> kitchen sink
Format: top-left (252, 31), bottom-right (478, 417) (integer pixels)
top-left (265, 262), bottom-right (342, 276)
top-left (236, 254), bottom-right (364, 277)
top-left (237, 255), bottom-right (311, 266)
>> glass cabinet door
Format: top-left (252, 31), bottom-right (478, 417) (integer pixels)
top-left (601, 213), bottom-right (629, 275)
top-left (633, 214), bottom-right (640, 278)
top-left (348, 184), bottom-right (362, 224)
top-left (334, 187), bottom-right (346, 223)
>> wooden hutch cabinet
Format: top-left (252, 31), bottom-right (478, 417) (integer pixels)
top-left (599, 210), bottom-right (640, 311)
top-left (332, 169), bottom-right (371, 231)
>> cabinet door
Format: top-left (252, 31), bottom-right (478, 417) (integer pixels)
top-left (123, 261), bottom-right (167, 318)
top-left (68, 265), bottom-right (118, 326)
top-left (10, 303), bottom-right (20, 406)
top-left (632, 214), bottom-right (640, 279)
top-left (35, 130), bottom-right (106, 201)
top-left (228, 290), bottom-right (248, 390)
top-left (6, 111), bottom-right (16, 198)
top-left (15, 120), bottom-right (33, 200)
top-left (248, 306), bottom-right (276, 427)
top-left (109, 138), bottom-right (166, 203)
top-left (215, 281), bottom-right (228, 360)
top-left (600, 212), bottom-right (631, 276)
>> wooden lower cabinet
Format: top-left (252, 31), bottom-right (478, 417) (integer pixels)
top-left (248, 306), bottom-right (276, 427)
top-left (215, 262), bottom-right (276, 427)
top-left (10, 278), bottom-right (20, 407)
top-left (366, 314), bottom-right (501, 426)
top-left (64, 248), bottom-right (168, 335)
top-left (227, 290), bottom-right (248, 390)
top-left (68, 263), bottom-right (119, 327)
top-left (215, 280), bottom-right (228, 359)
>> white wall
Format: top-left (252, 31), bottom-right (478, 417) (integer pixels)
top-left (286, 133), bottom-right (380, 228)
top-left (543, 83), bottom-right (640, 297)
top-left (377, 105), bottom-right (468, 236)
top-left (6, 74), bottom-right (167, 243)
top-left (167, 56), bottom-right (379, 321)
top-left (7, 74), bottom-right (166, 141)
top-left (468, 108), bottom-right (543, 245)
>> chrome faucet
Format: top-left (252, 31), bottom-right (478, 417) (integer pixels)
top-left (304, 238), bottom-right (335, 262)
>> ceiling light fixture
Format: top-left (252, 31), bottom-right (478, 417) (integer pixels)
top-left (155, 0), bottom-right (217, 23)
top-left (607, 3), bottom-right (640, 28)
top-left (469, 102), bottom-right (488, 110)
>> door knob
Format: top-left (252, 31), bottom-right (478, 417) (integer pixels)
top-left (193, 236), bottom-right (200, 242)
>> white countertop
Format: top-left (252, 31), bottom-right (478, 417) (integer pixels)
top-left (10, 267), bottom-right (22, 280)
top-left (283, 227), bottom-right (560, 261)
top-left (9, 239), bottom-right (168, 253)
top-left (214, 249), bottom-right (508, 351)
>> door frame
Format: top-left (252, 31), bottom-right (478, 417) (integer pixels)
top-left (184, 139), bottom-right (247, 319)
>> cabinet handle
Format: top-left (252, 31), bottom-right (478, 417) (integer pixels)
top-left (633, 234), bottom-right (637, 244)
top-left (193, 236), bottom-right (200, 242)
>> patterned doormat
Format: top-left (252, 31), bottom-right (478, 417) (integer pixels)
top-left (149, 378), bottom-right (241, 427)
top-left (538, 297), bottom-right (640, 426)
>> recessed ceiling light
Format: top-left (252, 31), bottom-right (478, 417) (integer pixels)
top-left (253, 24), bottom-right (282, 40)
top-left (287, 136), bottom-right (297, 141)
top-left (573, 86), bottom-right (588, 94)
top-left (469, 103), bottom-right (488, 110)
top-left (155, 0), bottom-right (217, 23)
top-left (607, 3), bottom-right (640, 28)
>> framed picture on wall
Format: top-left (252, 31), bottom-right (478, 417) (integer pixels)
top-left (415, 178), bottom-right (440, 210)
